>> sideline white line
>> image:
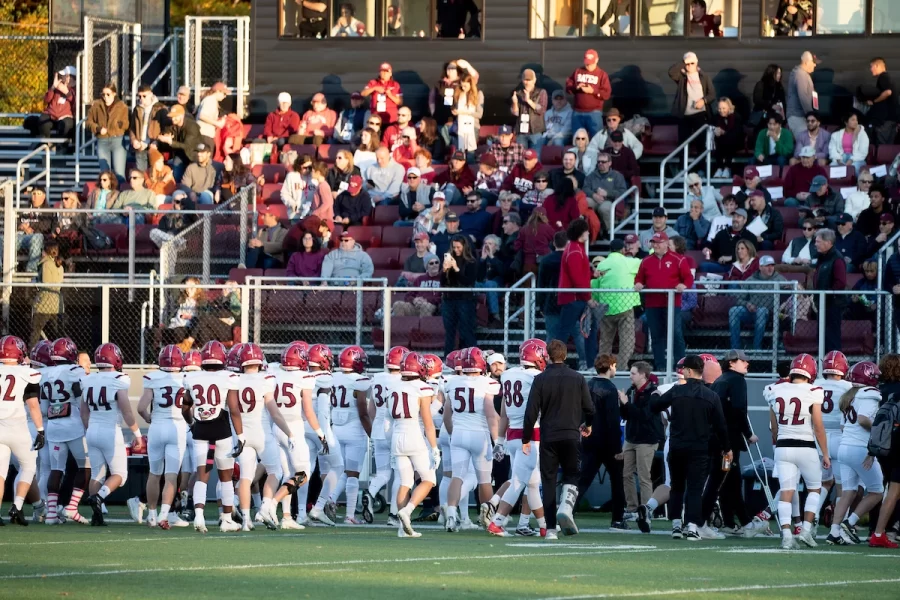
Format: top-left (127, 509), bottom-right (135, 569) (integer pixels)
top-left (0, 537), bottom-right (174, 547)
top-left (535, 578), bottom-right (900, 600)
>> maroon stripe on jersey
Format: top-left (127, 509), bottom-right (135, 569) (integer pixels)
top-left (810, 387), bottom-right (822, 391)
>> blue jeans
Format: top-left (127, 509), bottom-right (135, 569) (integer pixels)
top-left (170, 156), bottom-right (188, 183)
top-left (0, 232), bottom-right (44, 272)
top-left (556, 301), bottom-right (587, 366)
top-left (135, 149), bottom-right (149, 172)
top-left (547, 135), bottom-right (570, 147)
top-left (475, 279), bottom-right (501, 316)
top-left (245, 247), bottom-right (282, 270)
top-left (544, 313), bottom-right (560, 344)
top-left (571, 111), bottom-right (604, 139)
top-left (729, 305), bottom-right (769, 350)
top-left (369, 190), bottom-right (394, 205)
top-left (644, 306), bottom-right (685, 371)
top-left (97, 136), bottom-right (127, 181)
top-left (699, 261), bottom-right (730, 274)
top-left (520, 133), bottom-right (545, 153)
top-left (441, 183), bottom-right (465, 206)
top-left (442, 298), bottom-right (477, 355)
top-left (196, 190), bottom-right (215, 205)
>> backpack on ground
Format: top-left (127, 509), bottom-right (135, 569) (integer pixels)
top-left (867, 400), bottom-right (900, 458)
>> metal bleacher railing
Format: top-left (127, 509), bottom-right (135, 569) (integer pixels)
top-left (658, 124), bottom-right (714, 211)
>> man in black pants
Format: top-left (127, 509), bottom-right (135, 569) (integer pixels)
top-left (651, 354), bottom-right (731, 541)
top-left (706, 349), bottom-right (762, 538)
top-left (577, 353), bottom-right (626, 529)
top-left (523, 339), bottom-right (594, 541)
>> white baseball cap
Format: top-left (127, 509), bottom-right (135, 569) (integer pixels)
top-left (58, 66), bottom-right (77, 77)
top-left (487, 353), bottom-right (506, 367)
top-left (277, 92), bottom-right (291, 104)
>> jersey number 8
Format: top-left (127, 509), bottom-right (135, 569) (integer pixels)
top-left (503, 380), bottom-right (524, 408)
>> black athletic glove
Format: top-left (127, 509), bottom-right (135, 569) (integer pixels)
top-left (32, 430), bottom-right (45, 451)
top-left (231, 436), bottom-right (245, 458)
top-left (318, 435), bottom-right (329, 455)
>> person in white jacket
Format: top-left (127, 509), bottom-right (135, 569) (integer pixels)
top-left (583, 108), bottom-right (644, 174)
top-left (828, 112), bottom-right (869, 172)
top-left (686, 172), bottom-right (723, 220)
top-left (543, 90), bottom-right (573, 146)
top-left (842, 172), bottom-right (874, 220)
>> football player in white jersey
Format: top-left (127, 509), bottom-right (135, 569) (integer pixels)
top-left (442, 347), bottom-right (500, 532)
top-left (306, 344), bottom-right (344, 527)
top-left (391, 352), bottom-right (440, 538)
top-left (827, 362), bottom-right (884, 545)
top-left (0, 336), bottom-right (45, 526)
top-left (43, 337), bottom-right (89, 525)
top-left (487, 339), bottom-right (548, 537)
top-left (329, 346), bottom-right (372, 524)
top-left (234, 343), bottom-right (294, 531)
top-left (81, 343), bottom-right (143, 526)
top-left (181, 341), bottom-right (244, 533)
top-left (137, 345), bottom-right (190, 529)
top-left (363, 345), bottom-right (406, 524)
top-left (763, 353), bottom-right (828, 550)
top-left (433, 349), bottom-right (459, 523)
top-left (813, 351), bottom-right (851, 523)
top-left (22, 340), bottom-right (53, 522)
top-left (178, 349), bottom-right (202, 521)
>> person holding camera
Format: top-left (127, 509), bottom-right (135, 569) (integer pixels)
top-left (440, 234), bottom-right (478, 355)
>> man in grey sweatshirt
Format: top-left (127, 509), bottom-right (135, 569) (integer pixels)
top-left (786, 52), bottom-right (818, 140)
top-left (320, 231), bottom-right (375, 282)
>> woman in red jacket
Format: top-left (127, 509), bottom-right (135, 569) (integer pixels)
top-left (726, 239), bottom-right (759, 281)
top-left (542, 177), bottom-right (582, 232)
top-left (556, 218), bottom-right (592, 369)
top-left (515, 207), bottom-right (556, 275)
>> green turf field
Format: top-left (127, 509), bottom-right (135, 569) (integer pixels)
top-left (1, 510), bottom-right (898, 599)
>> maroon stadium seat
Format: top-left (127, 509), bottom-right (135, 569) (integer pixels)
top-left (398, 247), bottom-right (416, 266)
top-left (775, 206), bottom-right (800, 229)
top-left (373, 205), bottom-right (401, 226)
top-left (373, 316), bottom-right (418, 349)
top-left (783, 320), bottom-right (817, 353)
top-left (845, 272), bottom-right (863, 289)
top-left (284, 144), bottom-right (316, 158)
top-left (318, 144), bottom-right (350, 163)
top-left (381, 227), bottom-right (413, 247)
top-left (94, 223), bottom-right (126, 256)
top-left (346, 225), bottom-right (382, 249)
top-left (645, 124), bottom-right (678, 156)
top-left (261, 183), bottom-right (282, 203)
top-left (372, 269), bottom-right (402, 285)
top-left (781, 272), bottom-right (808, 286)
top-left (368, 247), bottom-right (400, 269)
top-left (843, 321), bottom-right (874, 354)
top-left (228, 268), bottom-right (264, 284)
top-left (691, 295), bottom-right (735, 329)
top-left (252, 164), bottom-right (286, 184)
top-left (540, 145), bottom-right (564, 166)
top-left (262, 290), bottom-right (304, 324)
top-left (876, 144), bottom-right (900, 165)
top-left (264, 268), bottom-right (288, 278)
top-left (827, 165), bottom-right (855, 188)
top-left (411, 316), bottom-right (445, 350)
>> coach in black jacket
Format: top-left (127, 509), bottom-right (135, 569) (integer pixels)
top-left (523, 339), bottom-right (594, 537)
top-left (651, 355), bottom-right (731, 540)
top-left (576, 353), bottom-right (626, 528)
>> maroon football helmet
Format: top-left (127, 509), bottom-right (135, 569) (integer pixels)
top-left (822, 351), bottom-right (849, 378)
top-left (226, 343), bottom-right (245, 372)
top-left (30, 339), bottom-right (53, 368)
top-left (847, 361), bottom-right (880, 388)
top-left (461, 347), bottom-right (487, 374)
top-left (0, 336), bottom-right (26, 364)
top-left (239, 343), bottom-right (265, 368)
top-left (675, 357), bottom-right (686, 378)
top-left (94, 343), bottom-right (124, 371)
top-left (200, 340), bottom-right (228, 367)
top-left (183, 350), bottom-right (202, 371)
top-left (158, 345), bottom-right (184, 372)
top-left (51, 337), bottom-right (78, 364)
top-left (339, 345), bottom-right (368, 373)
top-left (307, 344), bottom-right (333, 371)
top-left (422, 354), bottom-right (443, 380)
top-left (280, 341), bottom-right (309, 371)
top-left (519, 339), bottom-right (548, 371)
top-left (789, 353), bottom-right (818, 381)
top-left (446, 349), bottom-right (463, 372)
top-left (385, 345), bottom-right (409, 371)
top-left (400, 352), bottom-right (426, 378)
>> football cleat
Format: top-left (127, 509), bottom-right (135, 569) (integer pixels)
top-left (361, 491), bottom-right (374, 524)
top-left (387, 513), bottom-right (400, 527)
top-left (397, 528), bottom-right (422, 538)
top-left (280, 517), bottom-right (305, 530)
top-left (324, 501), bottom-right (338, 523)
top-left (414, 507), bottom-right (439, 522)
top-left (231, 510), bottom-right (244, 525)
top-left (781, 535), bottom-right (800, 550)
top-left (556, 511), bottom-right (578, 536)
top-left (869, 533), bottom-right (899, 548)
top-left (544, 530), bottom-right (558, 541)
top-left (684, 528), bottom-right (701, 541)
top-left (487, 522), bottom-right (509, 537)
top-left (623, 511), bottom-right (638, 522)
top-left (459, 518), bottom-right (481, 531)
top-left (751, 515), bottom-right (774, 536)
top-left (194, 514), bottom-right (208, 534)
top-left (445, 514), bottom-right (459, 532)
top-left (64, 508), bottom-right (89, 525)
top-left (826, 533), bottom-right (850, 545)
top-left (437, 506), bottom-right (446, 525)
top-left (127, 497), bottom-right (145, 524)
top-left (253, 510), bottom-right (265, 524)
top-left (479, 502), bottom-right (496, 528)
top-left (31, 502), bottom-right (46, 524)
top-left (147, 513), bottom-right (157, 528)
top-left (220, 518), bottom-right (241, 533)
top-left (797, 528), bottom-right (818, 548)
top-left (344, 516), bottom-right (363, 525)
top-left (87, 495), bottom-right (104, 527)
top-left (168, 514), bottom-right (190, 528)
top-left (241, 519), bottom-right (254, 532)
top-left (609, 520), bottom-right (629, 531)
top-left (397, 511), bottom-right (414, 536)
top-left (672, 524), bottom-right (683, 539)
top-left (0, 516), bottom-right (5, 526)
top-left (698, 524), bottom-right (725, 540)
top-left (309, 507), bottom-right (336, 527)
top-left (8, 506), bottom-right (27, 526)
top-left (841, 520), bottom-right (861, 544)
top-left (515, 525), bottom-right (539, 537)
top-left (636, 505), bottom-right (651, 533)
top-left (260, 505), bottom-right (278, 530)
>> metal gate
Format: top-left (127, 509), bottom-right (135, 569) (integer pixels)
top-left (81, 16), bottom-right (142, 108)
top-left (184, 16), bottom-right (250, 118)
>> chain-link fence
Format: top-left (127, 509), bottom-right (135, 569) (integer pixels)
top-left (184, 16), bottom-right (249, 116)
top-left (0, 29), bottom-right (82, 119)
top-left (82, 17), bottom-right (141, 107)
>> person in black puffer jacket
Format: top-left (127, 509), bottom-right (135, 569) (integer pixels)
top-left (619, 360), bottom-right (664, 516)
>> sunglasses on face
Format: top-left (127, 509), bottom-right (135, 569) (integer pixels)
top-left (368, 121), bottom-right (380, 125)
top-left (535, 179), bottom-right (548, 183)
top-left (427, 261), bottom-right (439, 266)
top-left (407, 174), bottom-right (419, 179)
top-left (803, 226), bottom-right (815, 231)
top-left (598, 160), bottom-right (610, 164)
top-left (861, 179), bottom-right (873, 184)
top-left (467, 199), bottom-right (479, 204)
top-left (575, 137), bottom-right (587, 141)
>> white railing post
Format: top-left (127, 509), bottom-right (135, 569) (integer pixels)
top-left (240, 284), bottom-right (250, 343)
top-left (101, 285), bottom-right (110, 343)
top-left (2, 181), bottom-right (14, 331)
top-left (202, 214), bottom-right (211, 284)
top-left (665, 290), bottom-right (675, 383)
top-left (818, 292), bottom-right (826, 373)
top-left (128, 210), bottom-right (136, 301)
top-left (383, 288), bottom-right (392, 352)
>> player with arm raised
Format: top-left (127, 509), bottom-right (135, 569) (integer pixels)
top-left (0, 336), bottom-right (45, 526)
top-left (813, 351), bottom-right (851, 526)
top-left (138, 345), bottom-right (190, 529)
top-left (81, 343), bottom-right (143, 526)
top-left (828, 362), bottom-right (884, 546)
top-left (181, 340), bottom-right (244, 533)
top-left (763, 353), bottom-right (829, 550)
top-left (443, 347), bottom-right (501, 532)
top-left (391, 352), bottom-right (440, 538)
top-left (306, 344), bottom-right (344, 527)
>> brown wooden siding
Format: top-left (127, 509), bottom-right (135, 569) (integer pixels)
top-left (250, 0), bottom-right (900, 124)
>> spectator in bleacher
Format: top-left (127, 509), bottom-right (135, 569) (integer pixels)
top-left (195, 82), bottom-right (228, 152)
top-left (584, 152), bottom-right (627, 236)
top-left (866, 213), bottom-right (894, 257)
top-left (441, 234), bottom-right (478, 355)
top-left (786, 52), bottom-right (818, 140)
top-left (366, 146), bottom-right (406, 205)
top-left (828, 110), bottom-right (870, 172)
top-left (475, 236), bottom-right (504, 325)
top-left (703, 208), bottom-right (756, 273)
top-left (326, 150), bottom-right (361, 194)
top-left (859, 58), bottom-right (898, 145)
top-left (689, 0), bottom-right (721, 36)
top-left (296, 92), bottom-right (337, 147)
top-left (175, 85), bottom-right (194, 115)
top-left (392, 127), bottom-right (420, 170)
top-left (607, 130), bottom-right (640, 183)
top-left (193, 280), bottom-right (241, 347)
top-left (565, 49), bottom-right (612, 139)
top-left (543, 177), bottom-right (580, 233)
top-left (624, 233), bottom-right (646, 259)
top-left (119, 169), bottom-right (156, 223)
top-left (415, 118), bottom-right (446, 164)
top-left (130, 85), bottom-right (167, 172)
top-left (516, 208), bottom-right (555, 275)
top-left (36, 66), bottom-right (76, 141)
top-left (686, 172), bottom-right (723, 220)
top-left (150, 192), bottom-right (195, 250)
top-left (778, 281), bottom-right (813, 333)
top-left (835, 213), bottom-right (868, 272)
top-left (415, 191), bottom-right (449, 238)
top-left (180, 143), bottom-right (217, 205)
top-left (498, 212), bottom-right (523, 279)
top-left (753, 114), bottom-right (794, 166)
top-left (519, 170), bottom-right (553, 222)
top-left (308, 162), bottom-right (335, 223)
top-left (675, 199), bottom-right (711, 251)
top-left (856, 184), bottom-right (890, 237)
top-left (287, 231), bottom-right (325, 277)
top-left (146, 148), bottom-right (176, 203)
top-left (490, 193), bottom-right (517, 236)
top-left (430, 61), bottom-right (461, 143)
top-left (557, 219), bottom-right (593, 369)
top-left (537, 231), bottom-right (567, 342)
top-left (331, 2), bottom-right (365, 36)
top-left (639, 208), bottom-right (678, 252)
top-left (396, 167), bottom-right (433, 225)
top-left (0, 187), bottom-right (49, 272)
top-left (707, 194), bottom-right (737, 244)
top-left (414, 149), bottom-right (438, 184)
top-left (491, 125), bottom-right (525, 173)
top-left (550, 150), bottom-right (584, 191)
top-left (847, 260), bottom-right (879, 322)
top-left (383, 106), bottom-right (413, 150)
top-left (86, 82), bottom-right (129, 181)
top-left (746, 190), bottom-right (784, 250)
top-left (784, 146), bottom-right (828, 205)
top-left (569, 128), bottom-right (590, 169)
top-left (431, 210), bottom-right (459, 257)
top-left (53, 189), bottom-right (87, 261)
top-left (733, 166), bottom-right (772, 207)
top-left (401, 232), bottom-right (433, 279)
top-left (726, 239), bottom-right (759, 281)
top-left (435, 151), bottom-right (476, 205)
top-left (781, 217), bottom-right (818, 267)
top-left (30, 241), bottom-right (64, 346)
top-left (86, 171), bottom-right (122, 225)
top-left (807, 175), bottom-right (844, 228)
top-left (333, 92), bottom-right (369, 144)
top-left (751, 64), bottom-right (786, 134)
top-left (246, 210), bottom-right (287, 269)
top-left (459, 190), bottom-right (493, 246)
top-left (321, 230), bottom-right (374, 281)
top-left (392, 255), bottom-right (443, 317)
top-left (452, 75), bottom-right (484, 162)
top-left (813, 228), bottom-right (847, 352)
top-left (593, 239), bottom-right (641, 368)
top-left (216, 153), bottom-right (263, 204)
top-left (583, 108), bottom-right (643, 175)
top-left (334, 175), bottom-right (371, 226)
top-left (728, 254), bottom-right (786, 350)
top-left (669, 52), bottom-right (715, 146)
top-left (544, 90), bottom-right (573, 147)
top-left (789, 112), bottom-right (830, 166)
top-left (353, 128), bottom-right (380, 173)
top-left (157, 105), bottom-right (201, 182)
top-left (575, 184), bottom-right (602, 243)
top-left (712, 97), bottom-right (744, 179)
top-left (162, 277), bottom-right (204, 351)
top-left (511, 68), bottom-right (548, 152)
top-left (362, 62), bottom-right (402, 126)
top-left (264, 92), bottom-right (302, 148)
top-left (215, 113), bottom-right (245, 163)
top-left (474, 153), bottom-right (504, 205)
top-left (844, 171), bottom-right (874, 221)
top-left (281, 154), bottom-right (315, 219)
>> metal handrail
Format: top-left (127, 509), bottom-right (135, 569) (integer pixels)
top-left (15, 144), bottom-right (50, 207)
top-left (131, 34), bottom-right (175, 109)
top-left (502, 272), bottom-right (536, 358)
top-left (658, 125), bottom-right (714, 208)
top-left (608, 185), bottom-right (640, 241)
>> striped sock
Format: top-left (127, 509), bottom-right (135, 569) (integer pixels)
top-left (47, 493), bottom-right (58, 520)
top-left (66, 488), bottom-right (84, 511)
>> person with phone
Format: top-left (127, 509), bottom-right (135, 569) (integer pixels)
top-left (440, 234), bottom-right (478, 355)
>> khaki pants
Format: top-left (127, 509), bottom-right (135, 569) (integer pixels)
top-left (598, 310), bottom-right (635, 369)
top-left (622, 441), bottom-right (656, 511)
top-left (392, 298), bottom-right (437, 317)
